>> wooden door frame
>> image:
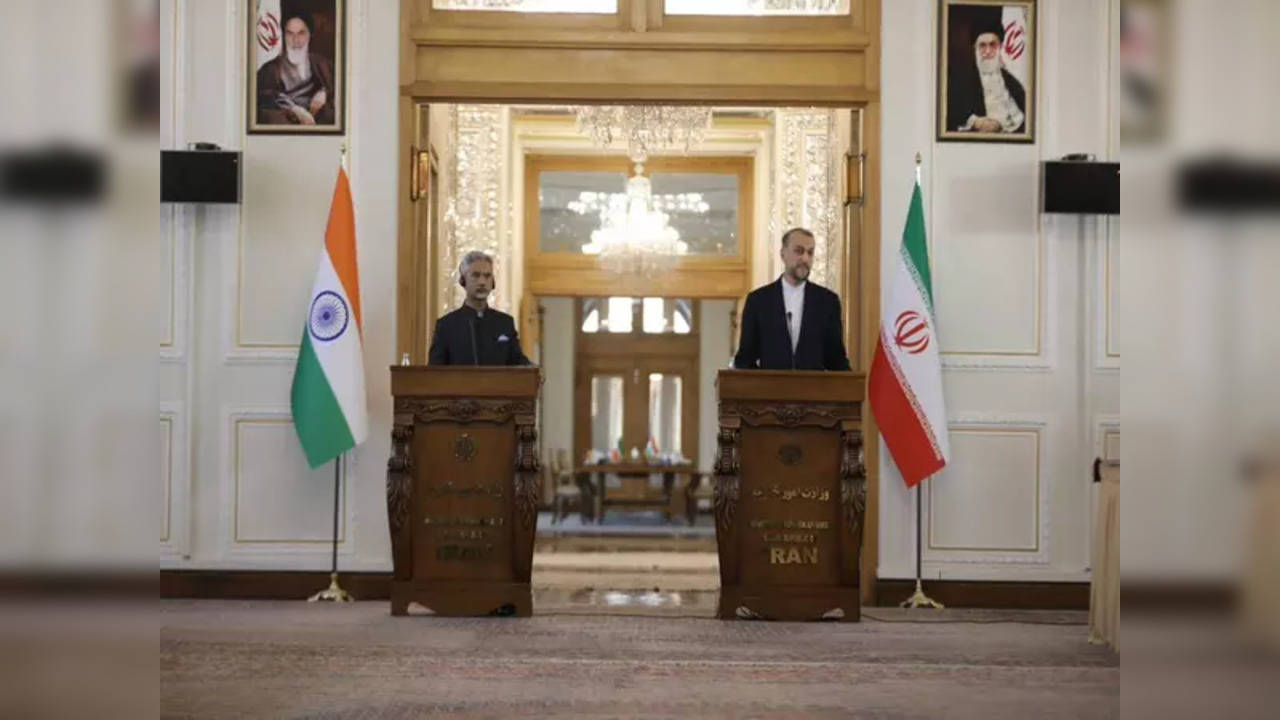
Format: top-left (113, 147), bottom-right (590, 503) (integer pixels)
top-left (523, 154), bottom-right (755, 300)
top-left (397, 0), bottom-right (881, 605)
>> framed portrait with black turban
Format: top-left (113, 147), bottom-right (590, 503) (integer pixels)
top-left (937, 0), bottom-right (1036, 143)
top-left (247, 0), bottom-right (345, 135)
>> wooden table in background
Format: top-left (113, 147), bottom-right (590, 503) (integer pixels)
top-left (574, 463), bottom-right (697, 524)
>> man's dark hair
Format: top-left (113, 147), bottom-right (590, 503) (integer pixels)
top-left (780, 227), bottom-right (815, 248)
top-left (282, 9), bottom-right (314, 34)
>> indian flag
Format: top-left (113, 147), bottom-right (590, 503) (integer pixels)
top-left (290, 167), bottom-right (368, 468)
top-left (868, 179), bottom-right (950, 487)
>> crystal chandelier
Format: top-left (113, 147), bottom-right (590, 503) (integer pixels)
top-left (573, 106), bottom-right (711, 276)
top-left (574, 106), bottom-right (712, 162)
top-left (581, 158), bottom-right (689, 277)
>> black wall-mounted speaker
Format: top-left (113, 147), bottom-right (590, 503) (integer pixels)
top-left (1178, 158), bottom-right (1280, 213)
top-left (161, 150), bottom-right (241, 204)
top-left (1042, 160), bottom-right (1120, 215)
top-left (0, 146), bottom-right (105, 203)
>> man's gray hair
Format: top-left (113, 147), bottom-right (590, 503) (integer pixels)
top-left (458, 250), bottom-right (494, 279)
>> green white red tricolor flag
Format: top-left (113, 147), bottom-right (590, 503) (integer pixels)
top-left (868, 178), bottom-right (950, 487)
top-left (290, 167), bottom-right (368, 468)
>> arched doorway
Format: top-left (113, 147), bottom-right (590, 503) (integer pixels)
top-left (394, 0), bottom-right (883, 606)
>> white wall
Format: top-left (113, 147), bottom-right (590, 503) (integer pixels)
top-left (878, 0), bottom-right (1119, 582)
top-left (1120, 0), bottom-right (1280, 583)
top-left (158, 0), bottom-right (1127, 581)
top-left (0, 0), bottom-right (159, 568)
top-left (539, 296), bottom-right (575, 480)
top-left (161, 0), bottom-right (399, 570)
top-left (699, 300), bottom-right (734, 474)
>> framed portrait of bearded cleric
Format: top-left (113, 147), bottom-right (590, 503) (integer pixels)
top-left (247, 0), bottom-right (345, 135)
top-left (937, 0), bottom-right (1036, 143)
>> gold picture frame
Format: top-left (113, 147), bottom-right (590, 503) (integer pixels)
top-left (937, 0), bottom-right (1037, 143)
top-left (246, 0), bottom-right (345, 135)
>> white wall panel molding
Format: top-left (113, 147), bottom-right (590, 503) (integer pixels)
top-left (1096, 217), bottom-right (1120, 370)
top-left (924, 414), bottom-right (1051, 566)
top-left (160, 1), bottom-right (190, 363)
top-left (160, 402), bottom-right (189, 561)
top-left (218, 407), bottom-right (357, 565)
top-left (1095, 415), bottom-right (1120, 462)
top-left (224, 0), bottom-right (242, 149)
top-left (161, 205), bottom-right (193, 363)
top-left (936, 164), bottom-right (1054, 372)
top-left (226, 0), bottom-right (355, 356)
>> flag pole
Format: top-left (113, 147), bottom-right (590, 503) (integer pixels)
top-left (308, 453), bottom-right (353, 602)
top-left (900, 152), bottom-right (943, 610)
top-left (900, 478), bottom-right (943, 608)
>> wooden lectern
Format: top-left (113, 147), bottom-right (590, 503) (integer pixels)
top-left (714, 370), bottom-right (866, 621)
top-left (386, 366), bottom-right (540, 616)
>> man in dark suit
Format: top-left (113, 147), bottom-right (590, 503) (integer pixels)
top-left (945, 15), bottom-right (1026, 134)
top-left (428, 251), bottom-right (531, 366)
top-left (255, 11), bottom-right (336, 126)
top-left (733, 228), bottom-right (851, 371)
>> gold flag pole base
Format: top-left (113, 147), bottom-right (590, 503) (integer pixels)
top-left (307, 572), bottom-right (354, 603)
top-left (899, 578), bottom-right (944, 609)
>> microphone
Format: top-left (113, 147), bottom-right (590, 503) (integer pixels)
top-left (786, 311), bottom-right (796, 370)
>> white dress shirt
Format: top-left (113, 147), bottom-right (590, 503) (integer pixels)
top-left (781, 277), bottom-right (806, 352)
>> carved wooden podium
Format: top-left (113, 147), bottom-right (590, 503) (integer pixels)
top-left (386, 366), bottom-right (539, 616)
top-left (714, 370), bottom-right (866, 621)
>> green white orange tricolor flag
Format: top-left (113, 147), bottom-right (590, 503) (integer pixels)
top-left (290, 167), bottom-right (368, 468)
top-left (868, 179), bottom-right (950, 487)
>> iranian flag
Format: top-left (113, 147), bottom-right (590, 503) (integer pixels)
top-left (868, 180), bottom-right (950, 488)
top-left (254, 0), bottom-right (282, 70)
top-left (290, 167), bottom-right (368, 468)
top-left (1001, 6), bottom-right (1031, 92)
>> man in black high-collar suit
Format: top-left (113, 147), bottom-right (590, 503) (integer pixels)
top-left (733, 227), bottom-right (851, 371)
top-left (428, 250), bottom-right (530, 366)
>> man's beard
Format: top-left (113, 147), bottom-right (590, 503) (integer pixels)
top-left (286, 45), bottom-right (309, 69)
top-left (976, 51), bottom-right (1001, 75)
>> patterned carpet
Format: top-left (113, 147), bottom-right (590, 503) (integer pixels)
top-left (161, 600), bottom-right (1117, 719)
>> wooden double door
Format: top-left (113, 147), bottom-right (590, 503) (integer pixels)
top-left (572, 302), bottom-right (699, 472)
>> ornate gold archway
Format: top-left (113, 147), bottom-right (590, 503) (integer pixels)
top-left (396, 0), bottom-right (883, 606)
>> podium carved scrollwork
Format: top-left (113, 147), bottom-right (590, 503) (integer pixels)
top-left (387, 419), bottom-right (415, 538)
top-left (394, 397), bottom-right (535, 425)
top-left (513, 418), bottom-right (540, 531)
top-left (726, 402), bottom-right (845, 429)
top-left (839, 429), bottom-right (867, 540)
top-left (713, 425), bottom-right (740, 534)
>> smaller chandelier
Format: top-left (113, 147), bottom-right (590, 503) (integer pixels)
top-left (581, 159), bottom-right (689, 278)
top-left (574, 106), bottom-right (712, 163)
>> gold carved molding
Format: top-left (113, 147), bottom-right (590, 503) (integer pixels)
top-left (394, 397), bottom-right (537, 425)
